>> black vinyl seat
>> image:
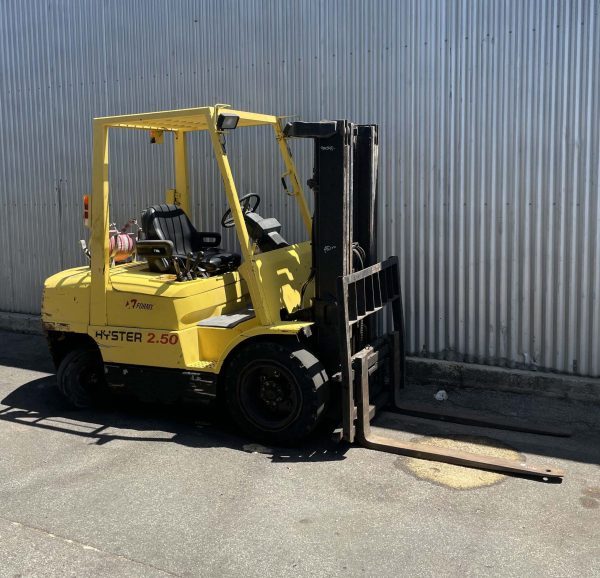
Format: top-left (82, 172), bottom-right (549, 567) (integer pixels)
top-left (140, 204), bottom-right (241, 274)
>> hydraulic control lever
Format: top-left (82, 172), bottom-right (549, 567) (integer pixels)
top-left (174, 251), bottom-right (208, 281)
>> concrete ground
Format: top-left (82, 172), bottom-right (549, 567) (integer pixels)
top-left (0, 330), bottom-right (599, 577)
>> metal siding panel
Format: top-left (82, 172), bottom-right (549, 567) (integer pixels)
top-left (0, 0), bottom-right (598, 376)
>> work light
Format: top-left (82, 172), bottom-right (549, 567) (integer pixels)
top-left (217, 113), bottom-right (239, 130)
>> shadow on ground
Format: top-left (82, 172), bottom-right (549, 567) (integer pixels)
top-left (0, 331), bottom-right (54, 373)
top-left (1, 329), bottom-right (599, 472)
top-left (0, 375), bottom-right (348, 464)
top-left (2, 372), bottom-right (600, 472)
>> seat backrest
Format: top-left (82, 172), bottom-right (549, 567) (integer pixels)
top-left (141, 204), bottom-right (197, 256)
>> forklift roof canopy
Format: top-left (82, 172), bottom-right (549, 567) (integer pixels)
top-left (94, 106), bottom-right (278, 132)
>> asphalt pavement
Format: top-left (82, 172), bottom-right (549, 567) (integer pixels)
top-left (0, 330), bottom-right (599, 577)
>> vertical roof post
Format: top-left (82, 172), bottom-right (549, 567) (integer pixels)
top-left (89, 121), bottom-right (110, 326)
top-left (174, 130), bottom-right (190, 216)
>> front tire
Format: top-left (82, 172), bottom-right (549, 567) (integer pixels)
top-left (56, 347), bottom-right (107, 408)
top-left (224, 341), bottom-right (330, 445)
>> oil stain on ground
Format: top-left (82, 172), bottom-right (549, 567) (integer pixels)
top-left (396, 435), bottom-right (521, 490)
top-left (579, 486), bottom-right (600, 509)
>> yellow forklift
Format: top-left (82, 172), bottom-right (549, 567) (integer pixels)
top-left (42, 105), bottom-right (563, 481)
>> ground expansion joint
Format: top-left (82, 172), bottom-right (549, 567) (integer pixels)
top-left (1, 514), bottom-right (181, 577)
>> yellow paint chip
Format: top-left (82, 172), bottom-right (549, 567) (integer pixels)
top-left (401, 435), bottom-right (521, 490)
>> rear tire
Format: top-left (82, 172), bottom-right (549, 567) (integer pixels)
top-left (56, 347), bottom-right (107, 408)
top-left (224, 341), bottom-right (329, 445)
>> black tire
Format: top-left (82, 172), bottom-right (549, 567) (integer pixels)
top-left (224, 341), bottom-right (329, 445)
top-left (56, 347), bottom-right (107, 409)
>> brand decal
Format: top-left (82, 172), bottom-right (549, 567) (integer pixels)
top-left (95, 330), bottom-right (143, 342)
top-left (94, 330), bottom-right (179, 345)
top-left (320, 145), bottom-right (335, 151)
top-left (147, 332), bottom-right (179, 345)
top-left (125, 298), bottom-right (154, 310)
top-left (323, 245), bottom-right (336, 253)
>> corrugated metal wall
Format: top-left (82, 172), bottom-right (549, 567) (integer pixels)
top-left (0, 0), bottom-right (598, 376)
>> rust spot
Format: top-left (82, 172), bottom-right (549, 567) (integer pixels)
top-left (43, 321), bottom-right (71, 332)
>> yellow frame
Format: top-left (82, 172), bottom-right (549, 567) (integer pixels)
top-left (89, 105), bottom-right (311, 327)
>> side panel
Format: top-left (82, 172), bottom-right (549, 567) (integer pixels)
top-left (249, 241), bottom-right (313, 323)
top-left (208, 321), bottom-right (313, 373)
top-left (106, 279), bottom-right (248, 330)
top-left (44, 256), bottom-right (312, 376)
top-left (90, 320), bottom-right (311, 374)
top-left (42, 267), bottom-right (91, 334)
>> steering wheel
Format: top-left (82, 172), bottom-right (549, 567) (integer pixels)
top-left (221, 193), bottom-right (261, 228)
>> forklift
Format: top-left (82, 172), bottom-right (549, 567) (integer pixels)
top-left (42, 105), bottom-right (563, 481)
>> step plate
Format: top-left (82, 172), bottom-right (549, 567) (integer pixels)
top-left (197, 307), bottom-right (255, 329)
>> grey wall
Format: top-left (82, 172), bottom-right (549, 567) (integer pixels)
top-left (1, 0), bottom-right (598, 376)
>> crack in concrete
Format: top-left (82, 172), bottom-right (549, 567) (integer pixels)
top-left (1, 515), bottom-right (181, 577)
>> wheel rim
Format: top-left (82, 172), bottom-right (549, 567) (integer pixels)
top-left (236, 360), bottom-right (302, 432)
top-left (69, 358), bottom-right (103, 404)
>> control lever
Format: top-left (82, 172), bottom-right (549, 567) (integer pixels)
top-left (184, 252), bottom-right (194, 279)
top-left (182, 251), bottom-right (207, 280)
top-left (79, 239), bottom-right (91, 260)
top-left (190, 250), bottom-right (206, 276)
top-left (172, 258), bottom-right (184, 281)
top-left (172, 251), bottom-right (208, 282)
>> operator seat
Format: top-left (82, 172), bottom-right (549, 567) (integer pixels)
top-left (140, 204), bottom-right (241, 274)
